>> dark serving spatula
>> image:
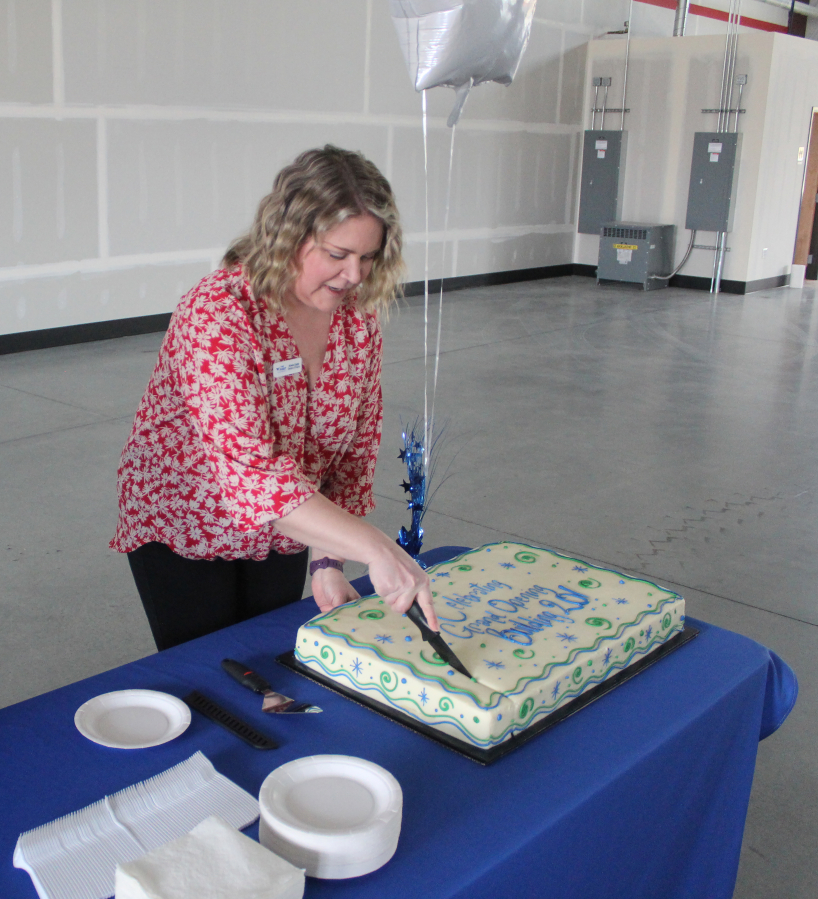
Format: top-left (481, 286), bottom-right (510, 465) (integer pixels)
top-left (405, 601), bottom-right (473, 680)
top-left (221, 659), bottom-right (323, 713)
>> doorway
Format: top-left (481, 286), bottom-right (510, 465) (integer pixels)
top-left (793, 108), bottom-right (818, 280)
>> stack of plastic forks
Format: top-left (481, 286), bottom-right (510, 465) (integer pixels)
top-left (13, 752), bottom-right (259, 899)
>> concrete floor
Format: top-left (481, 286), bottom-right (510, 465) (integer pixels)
top-left (1, 275), bottom-right (816, 897)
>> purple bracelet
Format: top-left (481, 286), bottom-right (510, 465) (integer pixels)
top-left (309, 557), bottom-right (345, 576)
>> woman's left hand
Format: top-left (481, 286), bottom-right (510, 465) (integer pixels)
top-left (311, 566), bottom-right (361, 613)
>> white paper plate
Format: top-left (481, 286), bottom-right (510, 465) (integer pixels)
top-left (74, 689), bottom-right (191, 749)
top-left (259, 755), bottom-right (402, 879)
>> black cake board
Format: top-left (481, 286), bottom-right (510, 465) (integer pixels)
top-left (277, 625), bottom-right (699, 766)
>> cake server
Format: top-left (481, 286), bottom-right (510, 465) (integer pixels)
top-left (406, 601), bottom-right (474, 680)
top-left (221, 659), bottom-right (323, 713)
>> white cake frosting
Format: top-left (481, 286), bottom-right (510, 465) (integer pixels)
top-left (295, 542), bottom-right (685, 749)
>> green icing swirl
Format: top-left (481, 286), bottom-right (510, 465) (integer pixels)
top-left (623, 637), bottom-right (635, 653)
top-left (380, 671), bottom-right (398, 692)
top-left (454, 564), bottom-right (473, 571)
top-left (358, 609), bottom-right (385, 620)
top-left (514, 551), bottom-right (538, 564)
top-left (513, 648), bottom-right (535, 659)
top-left (572, 666), bottom-right (584, 684)
top-left (585, 617), bottom-right (612, 629)
top-left (520, 698), bottom-right (535, 720)
top-left (320, 645), bottom-right (336, 664)
top-left (420, 650), bottom-right (447, 666)
top-left (662, 613), bottom-right (672, 630)
top-left (578, 578), bottom-right (602, 589)
top-left (439, 696), bottom-right (454, 711)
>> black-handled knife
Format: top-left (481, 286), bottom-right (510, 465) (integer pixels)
top-left (405, 602), bottom-right (473, 679)
top-left (221, 659), bottom-right (322, 713)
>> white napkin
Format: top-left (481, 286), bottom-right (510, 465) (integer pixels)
top-left (115, 816), bottom-right (305, 899)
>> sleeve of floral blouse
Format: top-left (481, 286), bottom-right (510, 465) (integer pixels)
top-left (320, 323), bottom-right (383, 518)
top-left (173, 298), bottom-right (315, 532)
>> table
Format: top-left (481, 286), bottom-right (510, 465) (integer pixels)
top-left (1, 547), bottom-right (798, 899)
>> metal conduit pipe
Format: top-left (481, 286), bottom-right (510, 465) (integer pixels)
top-left (725, 0), bottom-right (741, 129)
top-left (717, 0), bottom-right (735, 133)
top-left (674, 0), bottom-right (690, 35)
top-left (621, 0), bottom-right (634, 131)
top-left (713, 0), bottom-right (742, 293)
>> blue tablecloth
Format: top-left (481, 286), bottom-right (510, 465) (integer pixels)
top-left (1, 547), bottom-right (798, 899)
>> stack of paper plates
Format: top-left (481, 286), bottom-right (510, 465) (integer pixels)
top-left (258, 755), bottom-right (402, 879)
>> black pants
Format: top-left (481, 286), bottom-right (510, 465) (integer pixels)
top-left (128, 541), bottom-right (309, 650)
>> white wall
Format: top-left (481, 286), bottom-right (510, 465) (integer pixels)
top-left (0, 0), bottom-right (795, 338)
top-left (747, 34), bottom-right (818, 282)
top-left (627, 0), bottom-right (789, 37)
top-left (0, 0), bottom-right (610, 338)
top-left (575, 31), bottom-right (818, 288)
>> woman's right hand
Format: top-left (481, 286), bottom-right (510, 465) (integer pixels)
top-left (366, 542), bottom-right (439, 631)
top-left (272, 492), bottom-right (440, 630)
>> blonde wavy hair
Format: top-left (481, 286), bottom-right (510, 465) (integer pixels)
top-left (223, 145), bottom-right (404, 315)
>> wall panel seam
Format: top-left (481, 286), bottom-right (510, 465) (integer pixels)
top-left (0, 250), bottom-right (223, 283)
top-left (0, 104), bottom-right (578, 135)
top-left (363, 0), bottom-right (373, 115)
top-left (50, 0), bottom-right (64, 107)
top-left (0, 223), bottom-right (576, 285)
top-left (533, 18), bottom-right (594, 34)
top-left (404, 224), bottom-right (575, 242)
top-left (556, 26), bottom-right (565, 125)
top-left (96, 116), bottom-right (108, 258)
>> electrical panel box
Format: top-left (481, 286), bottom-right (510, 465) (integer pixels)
top-left (597, 223), bottom-right (676, 291)
top-left (578, 130), bottom-right (627, 235)
top-left (686, 132), bottom-right (740, 232)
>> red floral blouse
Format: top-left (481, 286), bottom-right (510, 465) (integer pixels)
top-left (110, 267), bottom-right (382, 560)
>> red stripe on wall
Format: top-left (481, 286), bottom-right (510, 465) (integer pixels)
top-left (636, 0), bottom-right (789, 34)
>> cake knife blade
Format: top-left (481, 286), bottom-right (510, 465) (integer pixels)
top-left (405, 601), bottom-right (473, 680)
top-left (221, 659), bottom-right (323, 713)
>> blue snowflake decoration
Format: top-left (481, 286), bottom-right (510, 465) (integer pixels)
top-left (500, 562), bottom-right (516, 569)
top-left (557, 632), bottom-right (577, 644)
top-left (551, 681), bottom-right (560, 700)
top-left (375, 634), bottom-right (393, 644)
top-left (644, 625), bottom-right (653, 641)
top-left (484, 660), bottom-right (505, 669)
top-left (614, 598), bottom-right (628, 605)
top-left (573, 565), bottom-right (588, 573)
top-left (603, 648), bottom-right (612, 665)
top-left (436, 571), bottom-right (450, 578)
top-left (419, 689), bottom-right (429, 706)
top-left (351, 658), bottom-right (363, 676)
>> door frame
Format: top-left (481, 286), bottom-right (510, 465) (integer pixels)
top-left (793, 108), bottom-right (818, 277)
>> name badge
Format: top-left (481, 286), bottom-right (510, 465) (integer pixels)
top-left (273, 357), bottom-right (303, 378)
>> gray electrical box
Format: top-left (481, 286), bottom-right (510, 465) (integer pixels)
top-left (686, 132), bottom-right (740, 232)
top-left (578, 130), bottom-right (627, 235)
top-left (597, 222), bottom-right (676, 291)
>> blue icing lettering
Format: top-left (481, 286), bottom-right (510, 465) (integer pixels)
top-left (437, 610), bottom-right (467, 623)
top-left (538, 586), bottom-right (591, 613)
top-left (443, 579), bottom-right (512, 610)
top-left (439, 611), bottom-right (509, 641)
top-left (485, 627), bottom-right (533, 646)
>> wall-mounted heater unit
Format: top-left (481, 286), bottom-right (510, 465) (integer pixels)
top-left (597, 223), bottom-right (676, 290)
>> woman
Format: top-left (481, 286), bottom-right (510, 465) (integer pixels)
top-left (111, 145), bottom-right (438, 650)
